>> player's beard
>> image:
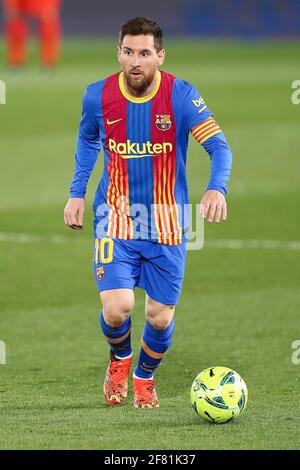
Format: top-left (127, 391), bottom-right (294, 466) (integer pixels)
top-left (124, 68), bottom-right (156, 96)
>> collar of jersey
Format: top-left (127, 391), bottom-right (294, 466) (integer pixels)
top-left (118, 70), bottom-right (161, 103)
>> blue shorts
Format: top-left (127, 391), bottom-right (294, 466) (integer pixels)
top-left (93, 237), bottom-right (187, 305)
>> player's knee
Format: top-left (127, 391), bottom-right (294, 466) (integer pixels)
top-left (101, 289), bottom-right (134, 327)
top-left (148, 316), bottom-right (173, 330)
top-left (146, 306), bottom-right (175, 331)
top-left (103, 304), bottom-right (132, 328)
top-left (151, 318), bottom-right (171, 330)
top-left (104, 308), bottom-right (130, 328)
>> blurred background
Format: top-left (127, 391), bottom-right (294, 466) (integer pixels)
top-left (0, 0), bottom-right (299, 450)
top-left (57, 0), bottom-right (300, 37)
top-left (1, 0), bottom-right (300, 37)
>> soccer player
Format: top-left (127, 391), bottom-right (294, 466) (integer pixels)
top-left (4, 0), bottom-right (61, 68)
top-left (64, 17), bottom-right (232, 408)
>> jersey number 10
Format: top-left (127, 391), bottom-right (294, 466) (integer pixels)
top-left (95, 238), bottom-right (114, 264)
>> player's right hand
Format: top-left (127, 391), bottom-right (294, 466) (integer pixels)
top-left (64, 198), bottom-right (86, 230)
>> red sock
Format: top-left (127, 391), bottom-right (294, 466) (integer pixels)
top-left (39, 18), bottom-right (61, 67)
top-left (5, 18), bottom-right (28, 67)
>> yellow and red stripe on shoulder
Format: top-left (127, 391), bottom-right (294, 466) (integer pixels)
top-left (191, 117), bottom-right (222, 144)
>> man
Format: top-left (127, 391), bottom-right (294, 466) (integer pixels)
top-left (4, 0), bottom-right (61, 68)
top-left (64, 17), bottom-right (232, 408)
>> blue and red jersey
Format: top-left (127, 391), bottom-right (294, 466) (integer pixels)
top-left (70, 70), bottom-right (232, 245)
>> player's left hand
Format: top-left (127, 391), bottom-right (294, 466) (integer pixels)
top-left (200, 190), bottom-right (227, 223)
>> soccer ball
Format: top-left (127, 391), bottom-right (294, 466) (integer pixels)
top-left (190, 366), bottom-right (248, 424)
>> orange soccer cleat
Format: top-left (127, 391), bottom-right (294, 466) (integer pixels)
top-left (103, 352), bottom-right (132, 405)
top-left (133, 376), bottom-right (160, 408)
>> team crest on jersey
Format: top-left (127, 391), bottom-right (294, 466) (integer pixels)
top-left (155, 114), bottom-right (172, 131)
top-left (96, 266), bottom-right (105, 280)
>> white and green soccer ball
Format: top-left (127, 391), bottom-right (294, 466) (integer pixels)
top-left (190, 366), bottom-right (248, 424)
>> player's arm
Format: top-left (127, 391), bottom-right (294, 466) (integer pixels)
top-left (192, 121), bottom-right (232, 223)
top-left (183, 83), bottom-right (233, 223)
top-left (64, 84), bottom-right (102, 230)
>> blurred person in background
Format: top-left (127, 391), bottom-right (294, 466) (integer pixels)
top-left (3, 0), bottom-right (61, 68)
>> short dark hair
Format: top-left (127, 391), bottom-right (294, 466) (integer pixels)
top-left (119, 17), bottom-right (163, 52)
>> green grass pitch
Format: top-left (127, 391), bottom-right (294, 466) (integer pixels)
top-left (0, 39), bottom-right (300, 450)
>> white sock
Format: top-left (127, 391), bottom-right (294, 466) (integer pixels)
top-left (114, 352), bottom-right (133, 360)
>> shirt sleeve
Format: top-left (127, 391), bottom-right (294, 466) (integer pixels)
top-left (202, 132), bottom-right (233, 195)
top-left (182, 82), bottom-right (213, 131)
top-left (181, 81), bottom-right (222, 143)
top-left (182, 81), bottom-right (233, 195)
top-left (69, 84), bottom-right (102, 198)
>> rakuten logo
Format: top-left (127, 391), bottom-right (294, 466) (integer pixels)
top-left (108, 138), bottom-right (173, 158)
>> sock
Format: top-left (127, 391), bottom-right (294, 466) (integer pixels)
top-left (99, 310), bottom-right (132, 359)
top-left (39, 18), bottom-right (61, 67)
top-left (5, 18), bottom-right (28, 67)
top-left (134, 320), bottom-right (175, 379)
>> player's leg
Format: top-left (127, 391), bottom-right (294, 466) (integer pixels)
top-left (133, 241), bottom-right (187, 408)
top-left (100, 288), bottom-right (134, 406)
top-left (100, 288), bottom-right (134, 360)
top-left (93, 237), bottom-right (141, 405)
top-left (4, 0), bottom-right (29, 68)
top-left (133, 296), bottom-right (175, 408)
top-left (137, 295), bottom-right (175, 377)
top-left (36, 0), bottom-right (61, 67)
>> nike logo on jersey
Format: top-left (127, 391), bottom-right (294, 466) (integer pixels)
top-left (107, 118), bottom-right (123, 125)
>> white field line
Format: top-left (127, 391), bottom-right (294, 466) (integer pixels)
top-left (0, 232), bottom-right (300, 251)
top-left (0, 232), bottom-right (86, 244)
top-left (205, 239), bottom-right (300, 250)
